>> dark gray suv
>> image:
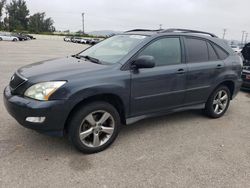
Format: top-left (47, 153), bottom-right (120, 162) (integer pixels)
top-left (4, 29), bottom-right (243, 153)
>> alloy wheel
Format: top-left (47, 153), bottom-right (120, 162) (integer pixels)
top-left (212, 90), bottom-right (228, 115)
top-left (79, 110), bottom-right (115, 148)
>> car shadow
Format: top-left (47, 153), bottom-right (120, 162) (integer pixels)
top-left (3, 109), bottom-right (206, 158)
top-left (120, 109), bottom-right (206, 137)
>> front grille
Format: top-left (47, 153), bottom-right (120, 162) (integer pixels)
top-left (9, 72), bottom-right (27, 90)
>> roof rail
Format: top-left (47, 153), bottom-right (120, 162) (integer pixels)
top-left (160, 28), bottom-right (218, 38)
top-left (125, 29), bottom-right (163, 33)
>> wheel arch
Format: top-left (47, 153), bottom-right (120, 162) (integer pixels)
top-left (64, 93), bottom-right (126, 133)
top-left (214, 80), bottom-right (235, 99)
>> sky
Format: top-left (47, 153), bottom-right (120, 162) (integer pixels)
top-left (24, 0), bottom-right (250, 41)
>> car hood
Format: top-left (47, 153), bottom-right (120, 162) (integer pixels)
top-left (17, 57), bottom-right (109, 81)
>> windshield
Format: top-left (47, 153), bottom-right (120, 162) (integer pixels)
top-left (79, 35), bottom-right (147, 64)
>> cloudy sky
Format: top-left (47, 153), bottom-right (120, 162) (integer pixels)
top-left (25, 0), bottom-right (249, 40)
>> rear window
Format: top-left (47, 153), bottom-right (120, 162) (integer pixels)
top-left (185, 37), bottom-right (209, 63)
top-left (212, 44), bottom-right (229, 60)
top-left (207, 42), bottom-right (219, 61)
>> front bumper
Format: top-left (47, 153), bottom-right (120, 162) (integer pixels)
top-left (242, 81), bottom-right (250, 90)
top-left (3, 86), bottom-right (70, 136)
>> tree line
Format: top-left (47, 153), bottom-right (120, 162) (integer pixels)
top-left (0, 0), bottom-right (55, 33)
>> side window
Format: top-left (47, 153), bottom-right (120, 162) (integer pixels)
top-left (212, 44), bottom-right (229, 60)
top-left (138, 38), bottom-right (181, 66)
top-left (185, 38), bottom-right (209, 63)
top-left (207, 42), bottom-right (219, 61)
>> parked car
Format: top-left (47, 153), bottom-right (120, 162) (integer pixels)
top-left (241, 43), bottom-right (250, 90)
top-left (71, 37), bottom-right (82, 43)
top-left (242, 66), bottom-right (250, 90)
top-left (13, 33), bottom-right (30, 41)
top-left (89, 38), bottom-right (100, 45)
top-left (4, 28), bottom-right (242, 153)
top-left (79, 38), bottom-right (88, 44)
top-left (0, 33), bottom-right (19, 41)
top-left (230, 45), bottom-right (242, 54)
top-left (64, 36), bottom-right (72, 42)
top-left (23, 34), bottom-right (35, 40)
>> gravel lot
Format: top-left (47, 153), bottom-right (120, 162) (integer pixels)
top-left (0, 39), bottom-right (250, 188)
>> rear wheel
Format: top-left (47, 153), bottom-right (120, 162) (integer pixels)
top-left (13, 38), bottom-right (17, 41)
top-left (205, 86), bottom-right (230, 118)
top-left (68, 101), bottom-right (121, 153)
top-left (0, 37), bottom-right (2, 41)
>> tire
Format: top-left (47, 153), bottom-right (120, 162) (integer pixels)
top-left (0, 37), bottom-right (2, 41)
top-left (68, 101), bottom-right (121, 154)
top-left (204, 85), bottom-right (231, 118)
top-left (13, 38), bottom-right (17, 41)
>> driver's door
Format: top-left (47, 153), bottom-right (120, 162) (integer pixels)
top-left (130, 37), bottom-right (187, 116)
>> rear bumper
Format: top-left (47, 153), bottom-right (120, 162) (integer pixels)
top-left (232, 79), bottom-right (243, 98)
top-left (3, 86), bottom-right (70, 136)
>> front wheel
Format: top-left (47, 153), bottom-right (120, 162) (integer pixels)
top-left (68, 101), bottom-right (121, 153)
top-left (205, 86), bottom-right (230, 118)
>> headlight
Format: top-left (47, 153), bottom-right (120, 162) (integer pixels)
top-left (24, 81), bottom-right (66, 101)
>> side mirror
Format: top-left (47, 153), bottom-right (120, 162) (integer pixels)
top-left (133, 55), bottom-right (155, 69)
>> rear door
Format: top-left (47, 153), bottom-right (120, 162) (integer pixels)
top-left (130, 37), bottom-right (187, 116)
top-left (183, 37), bottom-right (226, 105)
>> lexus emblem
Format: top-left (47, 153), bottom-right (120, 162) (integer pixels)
top-left (11, 75), bottom-right (15, 81)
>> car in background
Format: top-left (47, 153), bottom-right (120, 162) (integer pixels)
top-left (242, 65), bottom-right (250, 90)
top-left (13, 33), bottom-right (30, 41)
top-left (21, 33), bottom-right (35, 40)
top-left (89, 38), bottom-right (100, 45)
top-left (79, 38), bottom-right (88, 44)
top-left (0, 33), bottom-right (19, 41)
top-left (230, 45), bottom-right (242, 54)
top-left (64, 36), bottom-right (72, 42)
top-left (241, 43), bottom-right (250, 90)
top-left (71, 37), bottom-right (82, 43)
top-left (23, 34), bottom-right (35, 40)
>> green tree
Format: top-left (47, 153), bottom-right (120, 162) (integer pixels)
top-left (0, 0), bottom-right (6, 29)
top-left (6, 0), bottom-right (29, 31)
top-left (28, 12), bottom-right (55, 33)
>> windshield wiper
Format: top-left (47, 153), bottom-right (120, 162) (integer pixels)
top-left (71, 54), bottom-right (82, 59)
top-left (71, 54), bottom-right (101, 64)
top-left (81, 55), bottom-right (101, 64)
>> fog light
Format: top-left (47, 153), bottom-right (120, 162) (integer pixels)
top-left (25, 117), bottom-right (46, 123)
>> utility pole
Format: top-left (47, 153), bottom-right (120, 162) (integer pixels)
top-left (245, 33), bottom-right (248, 44)
top-left (82, 12), bottom-right (85, 34)
top-left (241, 30), bottom-right (245, 46)
top-left (222, 28), bottom-right (227, 39)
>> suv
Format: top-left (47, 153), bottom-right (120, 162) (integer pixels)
top-left (4, 29), bottom-right (242, 153)
top-left (241, 43), bottom-right (250, 89)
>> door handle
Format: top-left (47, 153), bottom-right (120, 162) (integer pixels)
top-left (176, 68), bottom-right (185, 74)
top-left (216, 64), bottom-right (223, 69)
